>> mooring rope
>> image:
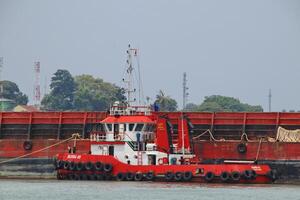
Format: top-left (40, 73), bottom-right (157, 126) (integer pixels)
top-left (192, 129), bottom-right (223, 142)
top-left (255, 137), bottom-right (263, 161)
top-left (0, 133), bottom-right (81, 165)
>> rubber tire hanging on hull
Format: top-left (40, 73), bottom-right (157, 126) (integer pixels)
top-left (103, 163), bottom-right (113, 172)
top-left (174, 172), bottom-right (183, 181)
top-left (76, 162), bottom-right (84, 171)
top-left (231, 171), bottom-right (241, 181)
top-left (183, 171), bottom-right (193, 181)
top-left (95, 162), bottom-right (103, 171)
top-left (165, 172), bottom-right (174, 181)
top-left (126, 172), bottom-right (135, 181)
top-left (205, 171), bottom-right (215, 182)
top-left (23, 141), bottom-right (33, 151)
top-left (144, 172), bottom-right (155, 181)
top-left (134, 173), bottom-right (143, 181)
top-left (220, 171), bottom-right (230, 182)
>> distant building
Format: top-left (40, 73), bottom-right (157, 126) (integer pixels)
top-left (13, 105), bottom-right (39, 112)
top-left (0, 98), bottom-right (16, 111)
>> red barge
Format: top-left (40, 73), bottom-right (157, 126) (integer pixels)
top-left (0, 110), bottom-right (300, 182)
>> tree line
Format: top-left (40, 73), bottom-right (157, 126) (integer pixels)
top-left (1, 69), bottom-right (264, 112)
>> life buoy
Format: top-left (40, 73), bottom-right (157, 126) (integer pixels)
top-left (144, 171), bottom-right (155, 181)
top-left (158, 158), bottom-right (164, 165)
top-left (237, 143), bottom-right (247, 154)
top-left (164, 171), bottom-right (174, 181)
top-left (204, 171), bottom-right (215, 182)
top-left (231, 171), bottom-right (241, 181)
top-left (174, 172), bottom-right (183, 181)
top-left (134, 172), bottom-right (143, 181)
top-left (23, 141), bottom-right (33, 151)
top-left (183, 171), bottom-right (193, 181)
top-left (126, 172), bottom-right (135, 181)
top-left (94, 162), bottom-right (103, 171)
top-left (103, 163), bottom-right (113, 172)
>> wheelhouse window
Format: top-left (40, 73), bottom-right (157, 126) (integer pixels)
top-left (144, 124), bottom-right (154, 132)
top-left (135, 123), bottom-right (144, 131)
top-left (105, 124), bottom-right (112, 132)
top-left (129, 123), bottom-right (135, 131)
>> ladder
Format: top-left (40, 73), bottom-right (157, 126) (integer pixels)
top-left (137, 151), bottom-right (143, 165)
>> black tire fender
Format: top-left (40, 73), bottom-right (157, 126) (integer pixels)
top-left (23, 141), bottom-right (33, 151)
top-left (174, 172), bottom-right (183, 181)
top-left (204, 171), bottom-right (215, 182)
top-left (144, 171), bottom-right (155, 181)
top-left (116, 172), bottom-right (125, 181)
top-left (95, 162), bottom-right (103, 171)
top-left (134, 173), bottom-right (143, 181)
top-left (220, 171), bottom-right (230, 182)
top-left (103, 163), bottom-right (113, 172)
top-left (165, 171), bottom-right (174, 181)
top-left (231, 171), bottom-right (241, 181)
top-left (183, 171), bottom-right (193, 181)
top-left (126, 172), bottom-right (135, 181)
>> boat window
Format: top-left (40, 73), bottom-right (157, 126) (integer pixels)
top-left (106, 124), bottom-right (112, 132)
top-left (129, 123), bottom-right (135, 131)
top-left (135, 123), bottom-right (144, 131)
top-left (145, 124), bottom-right (154, 132)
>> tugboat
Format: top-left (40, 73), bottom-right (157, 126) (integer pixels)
top-left (54, 46), bottom-right (275, 183)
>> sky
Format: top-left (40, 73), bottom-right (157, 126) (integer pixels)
top-left (0, 0), bottom-right (300, 111)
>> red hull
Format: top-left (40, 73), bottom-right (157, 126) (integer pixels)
top-left (56, 153), bottom-right (272, 184)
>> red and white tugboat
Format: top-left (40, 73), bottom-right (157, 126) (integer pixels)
top-left (54, 46), bottom-right (275, 184)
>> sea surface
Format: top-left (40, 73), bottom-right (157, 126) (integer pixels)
top-left (0, 179), bottom-right (299, 200)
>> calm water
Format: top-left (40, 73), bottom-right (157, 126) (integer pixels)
top-left (0, 180), bottom-right (300, 200)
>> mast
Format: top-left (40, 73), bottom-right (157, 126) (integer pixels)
top-left (123, 44), bottom-right (142, 106)
top-left (183, 72), bottom-right (188, 110)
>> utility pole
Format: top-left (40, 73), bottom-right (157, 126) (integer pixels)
top-left (268, 89), bottom-right (272, 112)
top-left (183, 72), bottom-right (189, 110)
top-left (34, 61), bottom-right (41, 108)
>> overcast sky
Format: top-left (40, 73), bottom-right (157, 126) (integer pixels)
top-left (0, 0), bottom-right (300, 111)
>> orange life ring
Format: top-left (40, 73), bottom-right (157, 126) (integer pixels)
top-left (158, 158), bottom-right (164, 165)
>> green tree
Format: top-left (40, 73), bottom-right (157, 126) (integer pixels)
top-left (0, 80), bottom-right (28, 105)
top-left (185, 103), bottom-right (198, 111)
top-left (41, 69), bottom-right (75, 111)
top-left (154, 90), bottom-right (178, 111)
top-left (73, 75), bottom-right (125, 111)
top-left (197, 95), bottom-right (263, 112)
